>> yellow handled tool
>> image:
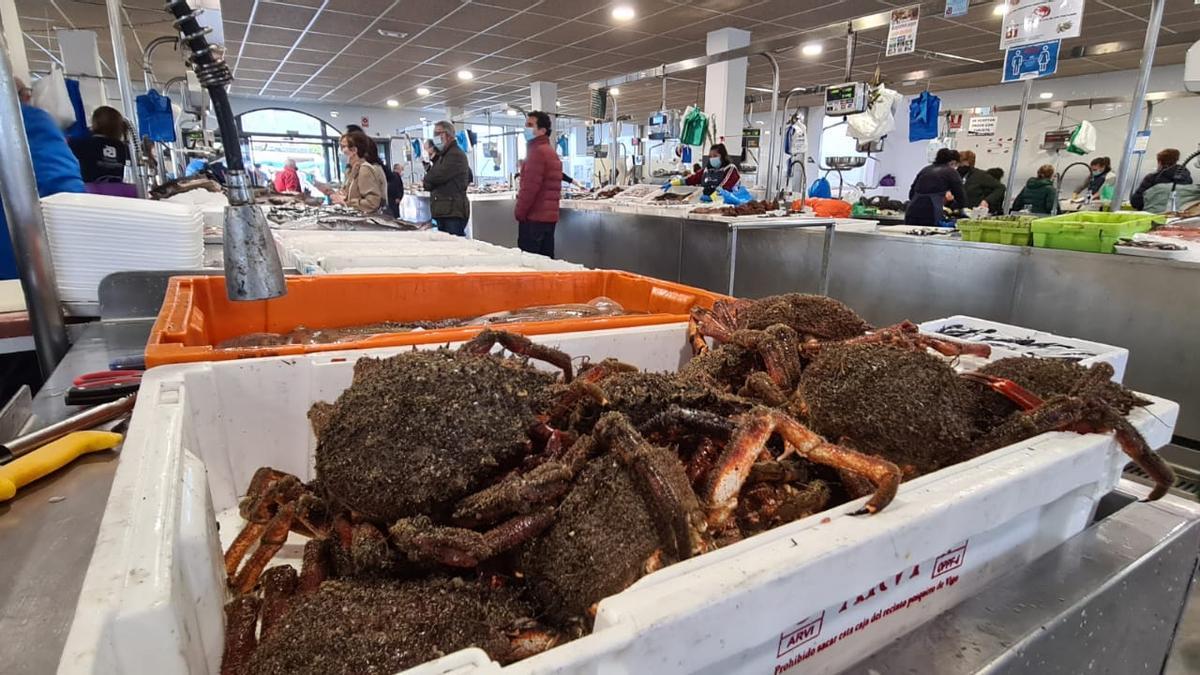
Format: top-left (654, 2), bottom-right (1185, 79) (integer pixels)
top-left (0, 430), bottom-right (123, 502)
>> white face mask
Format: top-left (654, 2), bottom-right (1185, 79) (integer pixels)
top-left (709, 157), bottom-right (721, 169)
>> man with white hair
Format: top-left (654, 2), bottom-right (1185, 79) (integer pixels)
top-left (274, 158), bottom-right (300, 193)
top-left (421, 120), bottom-right (471, 236)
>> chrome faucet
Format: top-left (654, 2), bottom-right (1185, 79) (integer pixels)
top-left (1053, 162), bottom-right (1093, 216)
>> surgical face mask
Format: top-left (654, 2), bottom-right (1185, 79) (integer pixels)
top-left (432, 135), bottom-right (446, 152)
top-left (1092, 169), bottom-right (1105, 176)
top-left (957, 165), bottom-right (970, 176)
top-left (708, 157), bottom-right (721, 169)
top-left (523, 127), bottom-right (536, 142)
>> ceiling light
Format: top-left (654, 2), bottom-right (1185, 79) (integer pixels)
top-left (377, 28), bottom-right (409, 39)
top-left (417, 87), bottom-right (430, 96)
top-left (610, 87), bottom-right (620, 96)
top-left (329, 111), bottom-right (339, 118)
top-left (506, 108), bottom-right (518, 116)
top-left (611, 5), bottom-right (635, 21)
top-left (992, 2), bottom-right (1007, 15)
top-left (386, 99), bottom-right (399, 107)
top-left (1039, 92), bottom-right (1053, 99)
top-left (457, 70), bottom-right (474, 80)
top-left (801, 42), bottom-right (823, 56)
top-left (419, 116), bottom-right (428, 122)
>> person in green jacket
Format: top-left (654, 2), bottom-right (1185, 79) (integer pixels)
top-left (1011, 164), bottom-right (1057, 214)
top-left (957, 150), bottom-right (1006, 214)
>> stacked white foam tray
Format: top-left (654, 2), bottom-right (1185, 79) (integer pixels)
top-left (41, 193), bottom-right (203, 303)
top-left (272, 229), bottom-right (584, 275)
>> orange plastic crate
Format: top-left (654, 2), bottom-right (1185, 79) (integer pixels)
top-left (145, 271), bottom-right (726, 367)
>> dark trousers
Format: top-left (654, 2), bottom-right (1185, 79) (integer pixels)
top-left (518, 221), bottom-right (556, 258)
top-left (437, 217), bottom-right (468, 236)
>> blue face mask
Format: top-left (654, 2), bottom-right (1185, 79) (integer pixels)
top-left (523, 127), bottom-right (536, 142)
top-left (432, 135), bottom-right (446, 152)
top-left (1092, 169), bottom-right (1105, 176)
top-left (709, 157), bottom-right (721, 169)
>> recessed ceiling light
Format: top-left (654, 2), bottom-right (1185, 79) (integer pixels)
top-left (612, 5), bottom-right (635, 21)
top-left (417, 87), bottom-right (430, 96)
top-left (992, 2), bottom-right (1007, 15)
top-left (419, 116), bottom-right (427, 122)
top-left (457, 70), bottom-right (474, 80)
top-left (1039, 92), bottom-right (1053, 99)
top-left (376, 28), bottom-right (409, 39)
top-left (386, 99), bottom-right (399, 107)
top-left (330, 111), bottom-right (339, 118)
top-left (610, 87), bottom-right (620, 96)
top-left (506, 108), bottom-right (518, 116)
top-left (801, 42), bottom-right (823, 56)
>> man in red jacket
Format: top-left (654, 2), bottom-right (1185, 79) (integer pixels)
top-left (273, 159), bottom-right (301, 193)
top-left (514, 110), bottom-right (562, 257)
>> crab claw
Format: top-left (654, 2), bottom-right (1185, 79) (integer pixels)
top-left (703, 407), bottom-right (901, 526)
top-left (960, 372), bottom-right (1046, 411)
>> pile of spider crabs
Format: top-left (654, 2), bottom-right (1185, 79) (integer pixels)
top-left (219, 293), bottom-right (1175, 675)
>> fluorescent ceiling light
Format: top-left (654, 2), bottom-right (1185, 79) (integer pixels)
top-left (506, 108), bottom-right (518, 116)
top-left (1039, 92), bottom-right (1053, 99)
top-left (386, 99), bottom-right (399, 107)
top-left (377, 29), bottom-right (409, 39)
top-left (612, 5), bottom-right (635, 21)
top-left (801, 42), bottom-right (823, 56)
top-left (993, 3), bottom-right (1008, 15)
top-left (416, 87), bottom-right (430, 96)
top-left (610, 87), bottom-right (620, 96)
top-left (457, 70), bottom-right (474, 80)
top-left (329, 111), bottom-right (339, 118)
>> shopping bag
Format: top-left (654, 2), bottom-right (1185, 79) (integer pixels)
top-left (32, 67), bottom-right (76, 128)
top-left (1066, 120), bottom-right (1097, 155)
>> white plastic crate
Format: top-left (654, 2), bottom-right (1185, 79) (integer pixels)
top-left (920, 315), bottom-right (1130, 382)
top-left (58, 324), bottom-right (1177, 675)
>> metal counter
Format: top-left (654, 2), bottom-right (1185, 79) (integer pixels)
top-left (543, 209), bottom-right (1200, 442)
top-left (468, 195), bottom-right (517, 248)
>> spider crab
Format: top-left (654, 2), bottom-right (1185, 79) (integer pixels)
top-left (223, 329), bottom-right (577, 594)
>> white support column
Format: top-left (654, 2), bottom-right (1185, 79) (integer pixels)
top-left (0, 0), bottom-right (30, 82)
top-left (530, 81), bottom-right (556, 115)
top-left (57, 30), bottom-right (108, 113)
top-left (704, 27), bottom-right (750, 156)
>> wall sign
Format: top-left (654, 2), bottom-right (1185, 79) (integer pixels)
top-left (946, 112), bottom-right (964, 131)
top-left (968, 115), bottom-right (998, 136)
top-left (360, 116), bottom-right (369, 128)
top-left (999, 0), bottom-right (1084, 50)
top-left (1132, 130), bottom-right (1152, 154)
top-left (1001, 40), bottom-right (1060, 83)
top-left (944, 0), bottom-right (969, 17)
top-left (886, 6), bottom-right (920, 56)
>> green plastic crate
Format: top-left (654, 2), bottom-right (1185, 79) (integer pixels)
top-left (1030, 212), bottom-right (1162, 254)
top-left (957, 216), bottom-right (1036, 246)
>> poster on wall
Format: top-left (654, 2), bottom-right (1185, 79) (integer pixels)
top-left (1001, 40), bottom-right (1060, 83)
top-left (886, 6), bottom-right (920, 56)
top-left (999, 0), bottom-right (1085, 50)
top-left (945, 0), bottom-right (969, 17)
top-left (946, 112), bottom-right (964, 131)
top-left (968, 115), bottom-right (998, 136)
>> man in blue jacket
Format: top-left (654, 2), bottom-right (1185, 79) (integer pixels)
top-left (0, 78), bottom-right (85, 280)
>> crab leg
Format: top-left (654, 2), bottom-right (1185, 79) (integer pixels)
top-left (729, 325), bottom-right (804, 392)
top-left (705, 407), bottom-right (901, 525)
top-left (640, 405), bottom-right (736, 441)
top-left (298, 538), bottom-right (331, 592)
top-left (230, 502), bottom-right (296, 595)
top-left (960, 372), bottom-right (1046, 411)
top-left (259, 566), bottom-right (298, 638)
top-left (460, 329), bottom-right (574, 382)
top-left (224, 521), bottom-right (264, 579)
top-left (453, 461), bottom-right (575, 527)
top-left (390, 509), bottom-right (556, 568)
top-left (220, 596), bottom-right (261, 675)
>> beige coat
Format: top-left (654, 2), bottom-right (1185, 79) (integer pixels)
top-left (344, 160), bottom-right (386, 213)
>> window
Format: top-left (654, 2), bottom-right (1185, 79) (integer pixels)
top-left (238, 108), bottom-right (339, 137)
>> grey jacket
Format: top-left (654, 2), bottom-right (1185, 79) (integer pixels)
top-left (422, 142), bottom-right (471, 220)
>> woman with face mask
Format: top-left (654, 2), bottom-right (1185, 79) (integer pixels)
top-left (684, 143), bottom-right (741, 196)
top-left (330, 130), bottom-right (386, 214)
top-left (1075, 157), bottom-right (1111, 199)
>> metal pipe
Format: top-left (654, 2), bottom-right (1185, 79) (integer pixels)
top-left (610, 93), bottom-right (619, 185)
top-left (1131, 101), bottom-right (1154, 197)
top-left (1110, 0), bottom-right (1166, 212)
top-left (844, 28), bottom-right (856, 81)
top-left (105, 0), bottom-right (149, 198)
top-left (141, 35), bottom-right (178, 91)
top-left (760, 53), bottom-right (780, 198)
top-left (1005, 79), bottom-right (1033, 213)
top-left (0, 395), bottom-right (134, 464)
top-left (660, 75), bottom-right (667, 111)
top-left (0, 32), bottom-right (69, 376)
top-left (1053, 162), bottom-right (1092, 215)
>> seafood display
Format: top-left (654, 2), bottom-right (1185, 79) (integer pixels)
top-left (215, 297), bottom-right (632, 348)
top-left (149, 175), bottom-right (223, 200)
top-left (218, 295), bottom-right (1173, 673)
top-left (691, 199), bottom-right (780, 217)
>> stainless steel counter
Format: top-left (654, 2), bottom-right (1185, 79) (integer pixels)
top-left (0, 321), bottom-right (149, 675)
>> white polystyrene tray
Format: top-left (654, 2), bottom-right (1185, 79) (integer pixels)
top-left (58, 324), bottom-right (1178, 675)
top-left (919, 315), bottom-right (1130, 382)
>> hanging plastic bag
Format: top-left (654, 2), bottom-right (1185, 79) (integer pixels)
top-left (1066, 120), bottom-right (1097, 155)
top-left (808, 176), bottom-right (832, 198)
top-left (784, 118), bottom-right (807, 157)
top-left (32, 67), bottom-right (76, 128)
top-left (846, 84), bottom-right (902, 142)
top-left (136, 89), bottom-right (177, 142)
top-left (908, 91), bottom-right (941, 142)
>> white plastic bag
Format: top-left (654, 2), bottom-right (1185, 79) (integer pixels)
top-left (846, 85), bottom-right (902, 142)
top-left (32, 67), bottom-right (76, 128)
top-left (1067, 120), bottom-right (1097, 155)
